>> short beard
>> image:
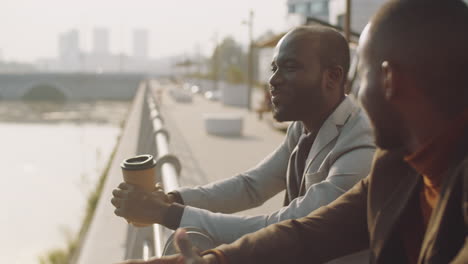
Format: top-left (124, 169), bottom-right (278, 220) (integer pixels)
top-left (373, 128), bottom-right (404, 150)
top-left (272, 107), bottom-right (287, 122)
top-left (272, 76), bottom-right (323, 123)
top-left (272, 104), bottom-right (301, 122)
top-left (369, 111), bottom-right (406, 151)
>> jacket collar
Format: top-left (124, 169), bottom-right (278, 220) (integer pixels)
top-left (304, 96), bottom-right (358, 171)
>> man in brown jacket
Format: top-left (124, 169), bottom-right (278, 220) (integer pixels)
top-left (119, 0), bottom-right (468, 263)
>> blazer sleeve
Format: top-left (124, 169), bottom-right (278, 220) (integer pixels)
top-left (217, 177), bottom-right (371, 264)
top-left (178, 146), bottom-right (375, 244)
top-left (173, 122), bottom-right (302, 213)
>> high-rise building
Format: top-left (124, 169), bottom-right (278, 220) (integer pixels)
top-left (132, 29), bottom-right (149, 59)
top-left (93, 28), bottom-right (110, 55)
top-left (329, 0), bottom-right (386, 33)
top-left (287, 0), bottom-right (386, 33)
top-left (58, 29), bottom-right (81, 71)
top-left (287, 0), bottom-right (330, 22)
top-left (58, 29), bottom-right (79, 59)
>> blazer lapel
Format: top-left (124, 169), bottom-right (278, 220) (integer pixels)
top-left (373, 169), bottom-right (421, 262)
top-left (303, 97), bottom-right (356, 177)
top-left (305, 119), bottom-right (339, 170)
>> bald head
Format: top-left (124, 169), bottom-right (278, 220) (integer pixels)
top-left (269, 25), bottom-right (350, 127)
top-left (284, 26), bottom-right (350, 88)
top-left (367, 0), bottom-right (468, 115)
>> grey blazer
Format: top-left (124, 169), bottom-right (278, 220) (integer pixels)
top-left (174, 97), bottom-right (375, 262)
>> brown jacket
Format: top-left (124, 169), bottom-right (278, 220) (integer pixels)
top-left (218, 141), bottom-right (468, 264)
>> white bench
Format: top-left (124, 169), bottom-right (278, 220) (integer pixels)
top-left (203, 113), bottom-right (243, 137)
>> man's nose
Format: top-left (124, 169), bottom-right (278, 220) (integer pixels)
top-left (269, 70), bottom-right (283, 89)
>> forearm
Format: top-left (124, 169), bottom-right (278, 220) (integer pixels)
top-left (173, 122), bottom-right (300, 213)
top-left (178, 180), bottom-right (356, 244)
top-left (179, 206), bottom-right (269, 244)
top-left (175, 156), bottom-right (288, 213)
top-left (174, 174), bottom-right (278, 213)
top-left (217, 179), bottom-right (370, 264)
top-left (174, 150), bottom-right (373, 243)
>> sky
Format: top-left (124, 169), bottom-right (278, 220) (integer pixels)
top-left (0, 0), bottom-right (288, 62)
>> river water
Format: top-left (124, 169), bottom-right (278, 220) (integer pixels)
top-left (0, 101), bottom-right (130, 264)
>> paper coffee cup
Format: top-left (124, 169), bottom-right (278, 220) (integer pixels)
top-left (120, 154), bottom-right (157, 227)
top-left (120, 154), bottom-right (157, 192)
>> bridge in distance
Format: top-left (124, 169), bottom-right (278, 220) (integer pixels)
top-left (0, 73), bottom-right (146, 101)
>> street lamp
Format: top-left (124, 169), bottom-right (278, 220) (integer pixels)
top-left (242, 10), bottom-right (254, 111)
top-left (211, 32), bottom-right (219, 91)
top-left (345, 0), bottom-right (351, 42)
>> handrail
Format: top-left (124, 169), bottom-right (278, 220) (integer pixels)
top-left (143, 82), bottom-right (182, 258)
top-left (130, 80), bottom-right (214, 261)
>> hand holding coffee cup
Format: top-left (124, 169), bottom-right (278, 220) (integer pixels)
top-left (111, 154), bottom-right (171, 227)
top-left (112, 182), bottom-right (171, 227)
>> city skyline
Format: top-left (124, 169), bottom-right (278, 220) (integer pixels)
top-left (0, 0), bottom-right (287, 63)
top-left (57, 27), bottom-right (151, 58)
top-left (50, 27), bottom-right (153, 72)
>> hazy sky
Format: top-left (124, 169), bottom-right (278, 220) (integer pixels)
top-left (0, 0), bottom-right (288, 62)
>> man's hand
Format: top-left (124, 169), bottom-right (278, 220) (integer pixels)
top-left (111, 182), bottom-right (171, 225)
top-left (115, 229), bottom-right (217, 264)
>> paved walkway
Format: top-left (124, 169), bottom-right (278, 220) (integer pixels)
top-left (158, 85), bottom-right (286, 216)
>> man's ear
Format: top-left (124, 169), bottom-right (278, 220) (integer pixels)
top-left (381, 61), bottom-right (396, 101)
top-left (324, 66), bottom-right (344, 92)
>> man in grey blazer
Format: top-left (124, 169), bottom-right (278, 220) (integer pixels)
top-left (112, 25), bottom-right (375, 263)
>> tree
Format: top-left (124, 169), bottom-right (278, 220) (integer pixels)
top-left (211, 36), bottom-right (247, 84)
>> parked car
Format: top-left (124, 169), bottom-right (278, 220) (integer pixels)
top-left (204, 90), bottom-right (221, 101)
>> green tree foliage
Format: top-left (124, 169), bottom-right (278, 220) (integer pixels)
top-left (211, 36), bottom-right (250, 84)
top-left (226, 65), bottom-right (245, 84)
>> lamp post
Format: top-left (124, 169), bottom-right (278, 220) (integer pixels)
top-left (211, 32), bottom-right (219, 91)
top-left (344, 0), bottom-right (351, 42)
top-left (242, 10), bottom-right (254, 110)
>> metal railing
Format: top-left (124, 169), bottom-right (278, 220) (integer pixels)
top-left (127, 80), bottom-right (215, 260)
top-left (146, 85), bottom-right (182, 258)
top-left (126, 80), bottom-right (182, 260)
